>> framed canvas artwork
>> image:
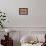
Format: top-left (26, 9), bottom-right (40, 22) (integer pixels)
top-left (19, 8), bottom-right (28, 15)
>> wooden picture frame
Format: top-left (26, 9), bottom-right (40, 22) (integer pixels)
top-left (19, 8), bottom-right (28, 15)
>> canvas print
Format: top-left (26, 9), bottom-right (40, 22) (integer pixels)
top-left (19, 8), bottom-right (28, 15)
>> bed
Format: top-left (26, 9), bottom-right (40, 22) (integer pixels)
top-left (20, 33), bottom-right (45, 46)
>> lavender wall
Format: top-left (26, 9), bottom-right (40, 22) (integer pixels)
top-left (0, 0), bottom-right (46, 27)
top-left (0, 0), bottom-right (46, 46)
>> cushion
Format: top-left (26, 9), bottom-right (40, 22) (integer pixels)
top-left (20, 35), bottom-right (37, 43)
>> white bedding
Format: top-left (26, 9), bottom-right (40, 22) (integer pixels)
top-left (21, 43), bottom-right (43, 46)
top-left (0, 44), bottom-right (3, 46)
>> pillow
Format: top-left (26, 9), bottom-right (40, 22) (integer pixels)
top-left (20, 35), bottom-right (31, 43)
top-left (20, 35), bottom-right (37, 44)
top-left (21, 43), bottom-right (32, 46)
top-left (37, 34), bottom-right (45, 43)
